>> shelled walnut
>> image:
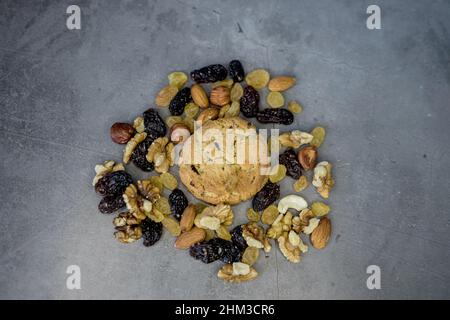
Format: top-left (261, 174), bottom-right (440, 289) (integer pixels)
top-left (217, 263), bottom-right (258, 283)
top-left (146, 137), bottom-right (175, 173)
top-left (312, 161), bottom-right (334, 199)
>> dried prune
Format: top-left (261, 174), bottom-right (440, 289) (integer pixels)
top-left (256, 108), bottom-right (294, 125)
top-left (252, 182), bottom-right (280, 211)
top-left (169, 188), bottom-right (188, 220)
top-left (208, 238), bottom-right (243, 263)
top-left (140, 218), bottom-right (163, 247)
top-left (131, 137), bottom-right (155, 172)
top-left (279, 149), bottom-right (302, 179)
top-left (231, 225), bottom-right (248, 250)
top-left (189, 242), bottom-right (221, 263)
top-left (95, 171), bottom-right (133, 196)
top-left (98, 194), bottom-right (125, 214)
top-left (169, 87), bottom-right (192, 116)
top-left (228, 60), bottom-right (245, 82)
top-left (143, 108), bottom-right (167, 137)
top-left (190, 64), bottom-right (228, 83)
top-left (240, 86), bottom-right (260, 118)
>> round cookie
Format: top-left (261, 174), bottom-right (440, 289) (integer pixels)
top-left (179, 117), bottom-right (269, 205)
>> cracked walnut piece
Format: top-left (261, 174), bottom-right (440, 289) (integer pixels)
top-left (113, 211), bottom-right (142, 243)
top-left (217, 263), bottom-right (258, 283)
top-left (92, 160), bottom-right (125, 186)
top-left (278, 232), bottom-right (301, 263)
top-left (195, 204), bottom-right (234, 230)
top-left (123, 132), bottom-right (147, 164)
top-left (279, 130), bottom-right (313, 148)
top-left (242, 223), bottom-right (271, 252)
top-left (312, 161), bottom-right (334, 199)
top-left (122, 184), bottom-right (147, 222)
top-left (146, 137), bottom-right (175, 173)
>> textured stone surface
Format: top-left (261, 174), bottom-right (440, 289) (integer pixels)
top-left (0, 0), bottom-right (449, 299)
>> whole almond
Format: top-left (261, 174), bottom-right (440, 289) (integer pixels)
top-left (268, 76), bottom-right (296, 92)
top-left (210, 86), bottom-right (230, 106)
top-left (175, 227), bottom-right (206, 249)
top-left (180, 204), bottom-right (196, 232)
top-left (191, 84), bottom-right (209, 108)
top-left (310, 217), bottom-right (331, 249)
top-left (197, 108), bottom-right (219, 125)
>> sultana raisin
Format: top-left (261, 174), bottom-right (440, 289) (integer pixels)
top-left (228, 60), bottom-right (245, 82)
top-left (140, 218), bottom-right (163, 247)
top-left (169, 188), bottom-right (188, 220)
top-left (131, 137), bottom-right (155, 172)
top-left (169, 87), bottom-right (192, 116)
top-left (256, 108), bottom-right (294, 125)
top-left (240, 86), bottom-right (260, 118)
top-left (190, 64), bottom-right (228, 83)
top-left (95, 171), bottom-right (133, 196)
top-left (279, 149), bottom-right (302, 179)
top-left (143, 108), bottom-right (167, 137)
top-left (98, 195), bottom-right (126, 214)
top-left (252, 182), bottom-right (280, 212)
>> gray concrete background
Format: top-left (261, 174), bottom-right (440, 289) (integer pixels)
top-left (0, 0), bottom-right (449, 299)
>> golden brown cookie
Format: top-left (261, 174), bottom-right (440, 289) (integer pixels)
top-left (179, 117), bottom-right (269, 205)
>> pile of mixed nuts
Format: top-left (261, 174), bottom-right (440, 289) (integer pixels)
top-left (93, 60), bottom-right (334, 283)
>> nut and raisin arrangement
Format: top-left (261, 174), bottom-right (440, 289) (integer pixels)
top-left (93, 60), bottom-right (334, 283)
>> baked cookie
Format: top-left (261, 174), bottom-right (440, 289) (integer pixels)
top-left (179, 117), bottom-right (269, 205)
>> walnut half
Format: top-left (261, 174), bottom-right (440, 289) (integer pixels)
top-left (217, 263), bottom-right (258, 283)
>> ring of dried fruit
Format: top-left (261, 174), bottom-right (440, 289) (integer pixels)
top-left (93, 59), bottom-right (335, 284)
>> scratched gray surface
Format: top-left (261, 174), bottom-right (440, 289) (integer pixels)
top-left (0, 0), bottom-right (449, 300)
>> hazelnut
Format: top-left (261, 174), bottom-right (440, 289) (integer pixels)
top-left (110, 122), bottom-right (135, 144)
top-left (298, 146), bottom-right (317, 170)
top-left (210, 86), bottom-right (230, 106)
top-left (170, 123), bottom-right (191, 144)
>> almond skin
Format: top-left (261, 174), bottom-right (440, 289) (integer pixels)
top-left (310, 217), bottom-right (331, 249)
top-left (210, 86), bottom-right (230, 106)
top-left (268, 76), bottom-right (296, 92)
top-left (191, 84), bottom-right (209, 108)
top-left (298, 146), bottom-right (317, 170)
top-left (179, 204), bottom-right (196, 232)
top-left (175, 227), bottom-right (206, 249)
top-left (197, 108), bottom-right (219, 125)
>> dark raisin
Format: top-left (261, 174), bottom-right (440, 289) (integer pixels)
top-left (240, 86), bottom-right (260, 118)
top-left (252, 182), bottom-right (280, 211)
top-left (189, 242), bottom-right (221, 263)
top-left (190, 64), bottom-right (228, 83)
top-left (131, 137), bottom-right (155, 172)
top-left (143, 108), bottom-right (167, 137)
top-left (208, 238), bottom-right (243, 263)
top-left (256, 108), bottom-right (294, 125)
top-left (231, 225), bottom-right (248, 250)
top-left (95, 171), bottom-right (133, 196)
top-left (140, 218), bottom-right (163, 247)
top-left (228, 60), bottom-right (245, 82)
top-left (169, 188), bottom-right (188, 220)
top-left (279, 149), bottom-right (303, 179)
top-left (98, 194), bottom-right (125, 214)
top-left (169, 87), bottom-right (191, 116)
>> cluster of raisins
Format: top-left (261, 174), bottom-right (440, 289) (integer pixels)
top-left (169, 188), bottom-right (188, 220)
top-left (252, 182), bottom-right (280, 211)
top-left (279, 149), bottom-right (303, 179)
top-left (189, 237), bottom-right (244, 264)
top-left (95, 171), bottom-right (133, 214)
